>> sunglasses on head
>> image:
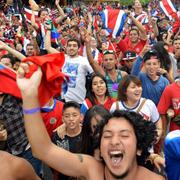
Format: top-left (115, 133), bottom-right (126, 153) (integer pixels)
top-left (103, 50), bottom-right (114, 55)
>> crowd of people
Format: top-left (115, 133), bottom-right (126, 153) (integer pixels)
top-left (0, 0), bottom-right (180, 179)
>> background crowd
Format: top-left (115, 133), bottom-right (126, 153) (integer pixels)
top-left (0, 0), bottom-right (180, 179)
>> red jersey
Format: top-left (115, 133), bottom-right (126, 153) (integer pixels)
top-left (158, 83), bottom-right (180, 131)
top-left (41, 100), bottom-right (64, 137)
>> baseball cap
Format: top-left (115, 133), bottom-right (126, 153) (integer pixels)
top-left (143, 49), bottom-right (159, 62)
top-left (123, 51), bottom-right (137, 60)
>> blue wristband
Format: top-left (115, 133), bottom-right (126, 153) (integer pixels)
top-left (23, 107), bottom-right (41, 114)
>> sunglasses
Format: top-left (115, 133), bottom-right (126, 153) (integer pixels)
top-left (103, 50), bottom-right (114, 55)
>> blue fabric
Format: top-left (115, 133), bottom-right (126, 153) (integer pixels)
top-left (139, 73), bottom-right (169, 105)
top-left (164, 130), bottom-right (180, 180)
top-left (131, 56), bottom-right (169, 105)
top-left (19, 148), bottom-right (42, 177)
top-left (80, 103), bottom-right (88, 115)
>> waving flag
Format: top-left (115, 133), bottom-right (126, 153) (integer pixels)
top-left (159, 0), bottom-right (179, 21)
top-left (100, 9), bottom-right (127, 38)
top-left (135, 13), bottom-right (148, 25)
top-left (0, 63), bottom-right (22, 98)
top-left (23, 53), bottom-right (66, 106)
top-left (24, 7), bottom-right (39, 23)
top-left (0, 53), bottom-right (66, 106)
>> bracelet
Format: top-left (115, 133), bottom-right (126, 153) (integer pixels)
top-left (23, 107), bottom-right (41, 114)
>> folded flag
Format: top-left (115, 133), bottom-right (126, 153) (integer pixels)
top-left (23, 52), bottom-right (66, 106)
top-left (159, 0), bottom-right (179, 21)
top-left (0, 63), bottom-right (22, 99)
top-left (100, 9), bottom-right (127, 38)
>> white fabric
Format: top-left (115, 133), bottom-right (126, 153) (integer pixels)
top-left (110, 98), bottom-right (159, 123)
top-left (63, 55), bottom-right (93, 104)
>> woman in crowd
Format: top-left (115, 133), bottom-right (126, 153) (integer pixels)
top-left (81, 105), bottom-right (111, 160)
top-left (110, 75), bottom-right (162, 140)
top-left (80, 73), bottom-right (115, 115)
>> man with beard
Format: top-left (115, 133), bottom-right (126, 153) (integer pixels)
top-left (16, 63), bottom-right (165, 180)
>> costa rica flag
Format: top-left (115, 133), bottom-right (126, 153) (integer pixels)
top-left (100, 9), bottom-right (127, 38)
top-left (159, 0), bottom-right (179, 21)
top-left (24, 7), bottom-right (39, 23)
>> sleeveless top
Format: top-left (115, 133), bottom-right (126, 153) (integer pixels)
top-left (105, 70), bottom-right (122, 99)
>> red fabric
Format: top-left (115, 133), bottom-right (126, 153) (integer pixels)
top-left (22, 53), bottom-right (66, 106)
top-left (157, 83), bottom-right (180, 131)
top-left (0, 63), bottom-right (21, 98)
top-left (41, 100), bottom-right (64, 137)
top-left (127, 39), bottom-right (147, 55)
top-left (172, 21), bottom-right (180, 34)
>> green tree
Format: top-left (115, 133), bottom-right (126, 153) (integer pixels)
top-left (119, 0), bottom-right (150, 6)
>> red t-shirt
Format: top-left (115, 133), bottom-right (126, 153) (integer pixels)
top-left (41, 100), bottom-right (64, 137)
top-left (157, 83), bottom-right (180, 131)
top-left (126, 39), bottom-right (147, 55)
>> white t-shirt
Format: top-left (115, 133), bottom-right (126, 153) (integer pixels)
top-left (62, 55), bottom-right (93, 104)
top-left (110, 98), bottom-right (159, 123)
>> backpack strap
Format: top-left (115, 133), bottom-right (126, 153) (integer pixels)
top-left (136, 99), bottom-right (146, 113)
top-left (116, 101), bottom-right (119, 110)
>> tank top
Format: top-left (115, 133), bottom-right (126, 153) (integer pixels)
top-left (105, 70), bottom-right (122, 99)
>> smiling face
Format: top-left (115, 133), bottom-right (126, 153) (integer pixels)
top-left (100, 117), bottom-right (137, 179)
top-left (129, 30), bottom-right (139, 44)
top-left (126, 81), bottom-right (142, 103)
top-left (103, 54), bottom-right (116, 71)
top-left (144, 58), bottom-right (160, 78)
top-left (92, 76), bottom-right (107, 98)
top-left (66, 41), bottom-right (79, 57)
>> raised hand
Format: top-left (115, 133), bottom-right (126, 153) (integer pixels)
top-left (16, 63), bottom-right (42, 97)
top-left (55, 0), bottom-right (60, 6)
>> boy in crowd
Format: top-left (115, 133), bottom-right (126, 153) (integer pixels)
top-left (51, 101), bottom-right (83, 180)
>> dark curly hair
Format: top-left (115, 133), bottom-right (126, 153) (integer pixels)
top-left (95, 110), bottom-right (157, 165)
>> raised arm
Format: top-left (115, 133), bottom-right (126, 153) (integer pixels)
top-left (0, 41), bottom-right (26, 60)
top-left (131, 44), bottom-right (151, 75)
top-left (54, 0), bottom-right (66, 24)
top-left (127, 11), bottom-right (147, 41)
top-left (85, 33), bottom-right (105, 76)
top-left (44, 23), bottom-right (59, 54)
top-left (31, 10), bottom-right (39, 30)
top-left (16, 64), bottom-right (97, 178)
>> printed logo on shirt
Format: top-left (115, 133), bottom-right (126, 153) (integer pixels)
top-left (172, 98), bottom-right (180, 110)
top-left (63, 62), bottom-right (79, 88)
top-left (50, 117), bottom-right (57, 125)
top-left (56, 139), bottom-right (69, 151)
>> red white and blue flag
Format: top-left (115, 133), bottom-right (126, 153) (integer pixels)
top-left (159, 0), bottom-right (179, 21)
top-left (100, 9), bottom-right (127, 38)
top-left (24, 7), bottom-right (39, 23)
top-left (135, 13), bottom-right (149, 25)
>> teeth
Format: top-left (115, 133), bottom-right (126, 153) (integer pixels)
top-left (110, 151), bottom-right (122, 155)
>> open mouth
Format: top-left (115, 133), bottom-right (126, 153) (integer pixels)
top-left (109, 151), bottom-right (124, 166)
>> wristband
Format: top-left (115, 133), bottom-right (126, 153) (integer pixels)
top-left (23, 107), bottom-right (41, 114)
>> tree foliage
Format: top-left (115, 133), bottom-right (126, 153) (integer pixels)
top-left (119, 0), bottom-right (150, 6)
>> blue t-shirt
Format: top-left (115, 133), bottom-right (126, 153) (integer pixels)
top-left (164, 130), bottom-right (180, 180)
top-left (139, 73), bottom-right (169, 105)
top-left (131, 56), bottom-right (169, 105)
